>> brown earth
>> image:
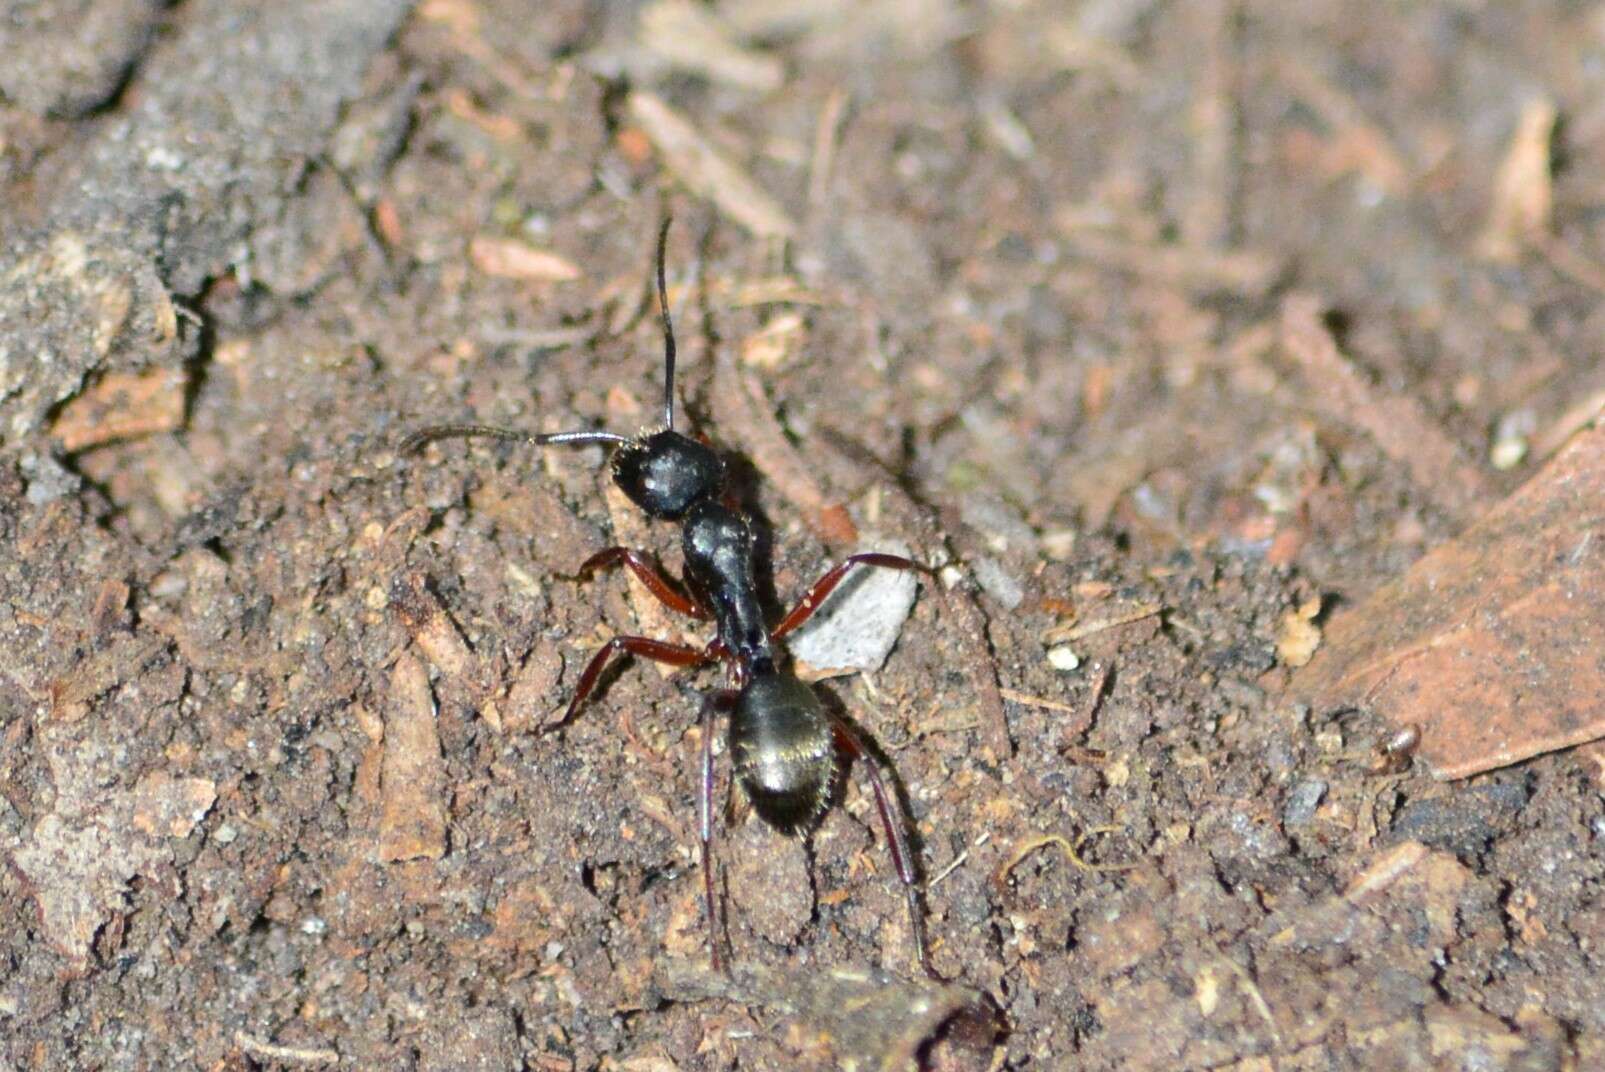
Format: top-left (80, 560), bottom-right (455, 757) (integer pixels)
top-left (2, 2), bottom-right (1603, 1069)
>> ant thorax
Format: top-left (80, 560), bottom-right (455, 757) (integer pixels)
top-left (682, 498), bottom-right (772, 665)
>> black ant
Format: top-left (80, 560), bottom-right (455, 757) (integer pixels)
top-left (403, 219), bottom-right (937, 978)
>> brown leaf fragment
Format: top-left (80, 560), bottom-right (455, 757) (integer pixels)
top-left (468, 235), bottom-right (582, 282)
top-left (1476, 98), bottom-right (1556, 263)
top-left (50, 366), bottom-right (187, 451)
top-left (626, 91), bottom-right (796, 239)
top-left (378, 651), bottom-right (448, 862)
top-left (1294, 422), bottom-right (1605, 779)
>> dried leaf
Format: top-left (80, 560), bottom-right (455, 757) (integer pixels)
top-left (1295, 422), bottom-right (1605, 779)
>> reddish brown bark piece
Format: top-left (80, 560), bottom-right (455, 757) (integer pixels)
top-left (1294, 423), bottom-right (1605, 779)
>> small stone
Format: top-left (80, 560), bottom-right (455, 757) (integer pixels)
top-left (1282, 778), bottom-right (1327, 826)
top-left (1490, 435), bottom-right (1527, 470)
top-left (790, 540), bottom-right (919, 680)
top-left (1047, 646), bottom-right (1081, 672)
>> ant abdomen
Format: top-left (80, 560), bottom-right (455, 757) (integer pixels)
top-left (730, 671), bottom-right (838, 836)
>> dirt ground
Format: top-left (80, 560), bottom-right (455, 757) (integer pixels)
top-left (3, 1), bottom-right (1604, 1069)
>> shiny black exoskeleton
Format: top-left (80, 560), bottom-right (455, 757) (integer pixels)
top-left (403, 219), bottom-right (935, 977)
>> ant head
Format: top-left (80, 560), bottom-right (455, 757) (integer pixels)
top-left (608, 217), bottom-right (724, 518)
top-left (611, 429), bottom-right (724, 519)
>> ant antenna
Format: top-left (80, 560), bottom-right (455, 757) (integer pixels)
top-left (400, 424), bottom-right (629, 455)
top-left (657, 216), bottom-right (676, 431)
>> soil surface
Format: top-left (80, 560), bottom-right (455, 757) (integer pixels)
top-left (3, 2), bottom-right (1603, 1069)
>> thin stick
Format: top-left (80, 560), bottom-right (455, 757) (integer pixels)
top-left (234, 1031), bottom-right (339, 1065)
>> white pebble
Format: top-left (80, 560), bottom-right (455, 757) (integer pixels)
top-left (1047, 646), bottom-right (1081, 671)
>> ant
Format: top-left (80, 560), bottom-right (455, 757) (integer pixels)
top-left (403, 219), bottom-right (938, 978)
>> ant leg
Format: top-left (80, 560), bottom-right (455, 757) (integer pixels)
top-left (541, 635), bottom-right (708, 735)
top-left (771, 553), bottom-right (927, 640)
top-left (699, 689), bottom-right (738, 974)
top-left (575, 547), bottom-right (711, 619)
top-left (831, 716), bottom-right (940, 980)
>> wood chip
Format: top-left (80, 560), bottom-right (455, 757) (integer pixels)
top-left (739, 312), bottom-right (806, 370)
top-left (1055, 229), bottom-right (1280, 297)
top-left (50, 366), bottom-right (187, 451)
top-left (626, 91), bottom-right (796, 239)
top-left (941, 576), bottom-right (1012, 759)
top-left (639, 1), bottom-right (784, 92)
top-left (234, 1031), bottom-right (339, 1066)
top-left (1042, 601), bottom-right (1163, 644)
top-left (390, 571), bottom-right (472, 679)
top-left (1476, 98), bottom-right (1556, 263)
top-left (378, 651), bottom-right (448, 862)
top-left (1276, 596), bottom-right (1323, 668)
top-left (468, 235), bottom-right (582, 282)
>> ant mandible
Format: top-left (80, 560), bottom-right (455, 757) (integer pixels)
top-left (403, 219), bottom-right (938, 978)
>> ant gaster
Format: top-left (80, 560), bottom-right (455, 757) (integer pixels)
top-left (404, 220), bottom-right (937, 978)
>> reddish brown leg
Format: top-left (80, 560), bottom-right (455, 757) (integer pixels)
top-left (699, 689), bottom-right (738, 974)
top-left (540, 635), bottom-right (709, 735)
top-left (771, 553), bottom-right (926, 640)
top-left (576, 546), bottom-right (711, 619)
top-left (831, 716), bottom-right (940, 980)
